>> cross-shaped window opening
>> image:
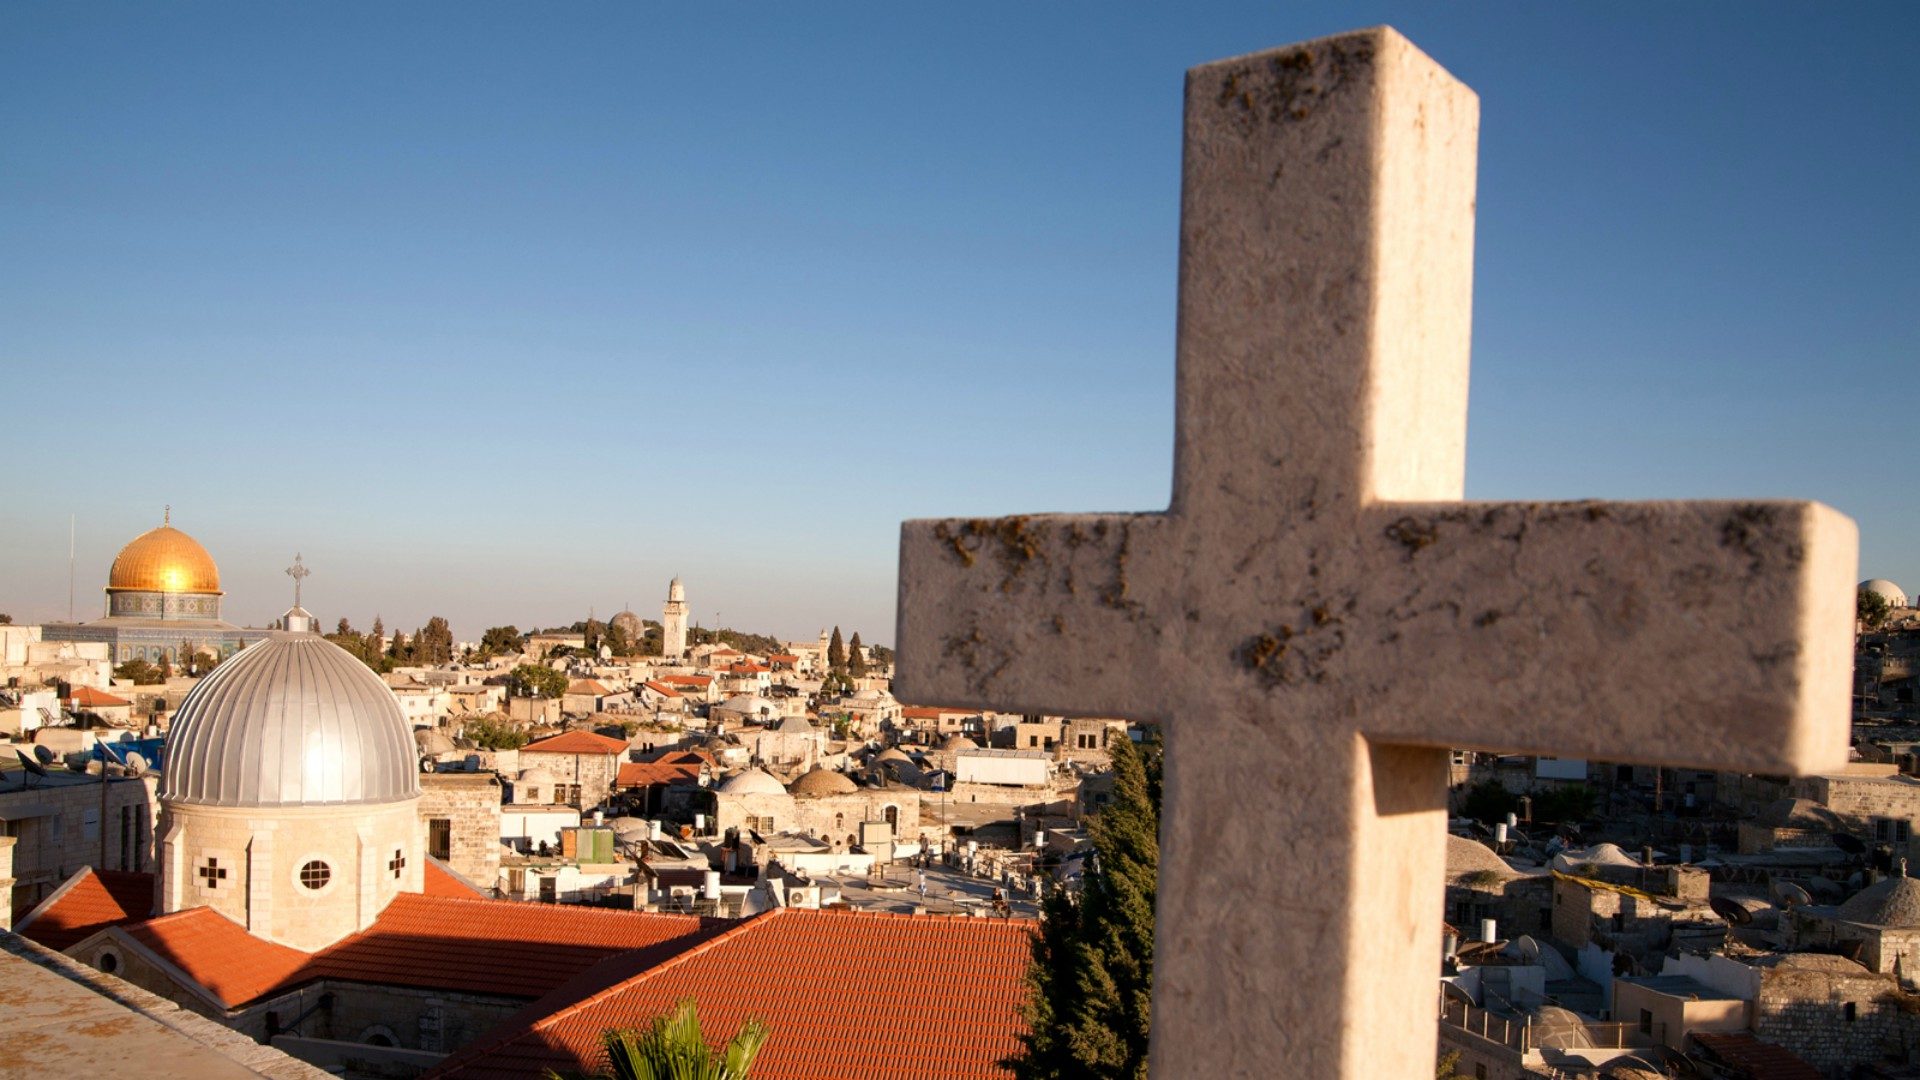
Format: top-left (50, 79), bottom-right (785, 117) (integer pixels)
top-left (197, 857), bottom-right (226, 889)
top-left (389, 849), bottom-right (406, 879)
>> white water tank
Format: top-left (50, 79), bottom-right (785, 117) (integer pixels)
top-left (703, 870), bottom-right (721, 901)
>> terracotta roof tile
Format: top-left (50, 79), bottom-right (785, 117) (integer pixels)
top-left (428, 908), bottom-right (1033, 1080)
top-left (616, 762), bottom-right (702, 788)
top-left (423, 857), bottom-right (489, 899)
top-left (522, 730), bottom-right (630, 756)
top-left (285, 893), bottom-right (714, 1001)
top-left (901, 706), bottom-right (968, 720)
top-left (68, 686), bottom-right (132, 708)
top-left (16, 868), bottom-right (155, 950)
top-left (567, 679), bottom-right (613, 696)
top-left (641, 680), bottom-right (682, 698)
top-left (659, 675), bottom-right (712, 687)
top-left (120, 908), bottom-right (310, 1008)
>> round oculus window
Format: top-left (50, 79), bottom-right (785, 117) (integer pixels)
top-left (299, 860), bottom-right (332, 890)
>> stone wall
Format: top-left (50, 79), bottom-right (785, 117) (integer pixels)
top-left (519, 749), bottom-right (621, 810)
top-left (1753, 961), bottom-right (1909, 1075)
top-left (2, 774), bottom-right (159, 913)
top-left (417, 773), bottom-right (503, 891)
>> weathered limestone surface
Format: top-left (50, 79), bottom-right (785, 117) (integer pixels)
top-left (894, 26), bottom-right (1857, 1078)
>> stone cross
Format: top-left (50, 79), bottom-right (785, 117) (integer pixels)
top-left (894, 27), bottom-right (1857, 1077)
top-left (285, 553), bottom-right (310, 609)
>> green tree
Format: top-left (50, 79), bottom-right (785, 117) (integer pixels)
top-left (417, 616), bottom-right (455, 665)
top-left (114, 659), bottom-right (165, 685)
top-left (583, 616), bottom-right (606, 654)
top-left (1435, 1049), bottom-right (1463, 1079)
top-left (847, 632), bottom-right (867, 678)
top-left (157, 652), bottom-right (174, 680)
top-left (1534, 783), bottom-right (1596, 823)
top-left (463, 713), bottom-right (530, 751)
top-left (604, 621), bottom-right (632, 657)
top-left (186, 650), bottom-right (221, 676)
top-left (508, 664), bottom-right (569, 699)
top-left (1011, 734), bottom-right (1159, 1080)
top-left (869, 643), bottom-right (894, 668)
top-left (389, 630), bottom-right (410, 663)
top-left (827, 626), bottom-right (846, 672)
top-left (1460, 779), bottom-right (1519, 824)
top-left (479, 625), bottom-right (523, 658)
top-left (0, 613), bottom-right (12, 625)
top-left (1860, 588), bottom-right (1893, 631)
top-left (566, 998), bottom-right (768, 1080)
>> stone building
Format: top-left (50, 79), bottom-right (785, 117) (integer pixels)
top-left (1443, 834), bottom-right (1552, 942)
top-left (516, 729), bottom-right (628, 810)
top-left (0, 766), bottom-right (159, 917)
top-left (661, 577), bottom-right (688, 659)
top-left (711, 766), bottom-right (919, 850)
top-left (1785, 872), bottom-right (1920, 979)
top-left (417, 771), bottom-right (504, 894)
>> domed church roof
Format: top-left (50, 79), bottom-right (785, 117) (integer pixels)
top-left (161, 624), bottom-right (419, 807)
top-left (789, 766), bottom-right (859, 797)
top-left (609, 610), bottom-right (644, 637)
top-left (108, 518), bottom-right (222, 594)
top-left (1838, 874), bottom-right (1920, 929)
top-left (717, 767), bottom-right (788, 796)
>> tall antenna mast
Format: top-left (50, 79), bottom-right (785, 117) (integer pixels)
top-left (67, 515), bottom-right (75, 622)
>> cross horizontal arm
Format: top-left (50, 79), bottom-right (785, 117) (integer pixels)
top-left (1343, 499), bottom-right (1857, 773)
top-left (894, 512), bottom-right (1181, 718)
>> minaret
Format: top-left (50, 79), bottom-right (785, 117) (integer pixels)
top-left (662, 577), bottom-right (688, 659)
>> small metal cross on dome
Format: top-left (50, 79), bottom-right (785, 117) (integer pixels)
top-left (894, 27), bottom-right (1858, 1077)
top-left (285, 554), bottom-right (310, 609)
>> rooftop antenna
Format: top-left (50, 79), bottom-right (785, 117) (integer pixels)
top-left (67, 514), bottom-right (75, 622)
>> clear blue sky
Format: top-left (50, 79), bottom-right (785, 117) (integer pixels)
top-left (2, 4), bottom-right (1914, 643)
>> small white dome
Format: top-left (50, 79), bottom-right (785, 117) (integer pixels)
top-left (517, 767), bottom-right (558, 787)
top-left (1862, 579), bottom-right (1909, 609)
top-left (716, 694), bottom-right (780, 718)
top-left (717, 767), bottom-right (788, 796)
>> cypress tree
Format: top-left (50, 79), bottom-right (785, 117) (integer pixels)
top-left (828, 626), bottom-right (846, 671)
top-left (847, 632), bottom-right (867, 677)
top-left (1010, 733), bottom-right (1159, 1080)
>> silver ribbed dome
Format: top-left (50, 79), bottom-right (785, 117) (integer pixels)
top-left (161, 630), bottom-right (420, 807)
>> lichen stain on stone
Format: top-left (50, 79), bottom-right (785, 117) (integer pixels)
top-left (1100, 521), bottom-right (1144, 618)
top-left (1215, 39), bottom-right (1376, 136)
top-left (1385, 515), bottom-right (1438, 556)
top-left (934, 516), bottom-right (1049, 585)
top-left (1720, 504), bottom-right (1781, 573)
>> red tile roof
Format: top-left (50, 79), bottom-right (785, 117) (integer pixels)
top-left (728, 662), bottom-right (770, 674)
top-left (769, 653), bottom-right (800, 662)
top-left (120, 907), bottom-right (310, 1008)
top-left (288, 893), bottom-right (714, 1002)
top-left (567, 679), bottom-right (613, 696)
top-left (616, 762), bottom-right (702, 789)
top-left (641, 680), bottom-right (682, 698)
top-left (427, 908), bottom-right (1034, 1080)
top-left (522, 730), bottom-right (630, 756)
top-left (658, 674), bottom-right (712, 687)
top-left (902, 706), bottom-right (968, 720)
top-left (1690, 1031), bottom-right (1823, 1079)
top-left (16, 868), bottom-right (154, 950)
top-left (68, 686), bottom-right (132, 708)
top-left (423, 857), bottom-right (489, 899)
top-left (646, 750), bottom-right (713, 766)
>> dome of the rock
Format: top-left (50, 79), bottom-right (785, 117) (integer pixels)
top-left (108, 522), bottom-right (223, 595)
top-left (161, 628), bottom-right (419, 807)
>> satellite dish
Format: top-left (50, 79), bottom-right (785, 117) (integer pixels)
top-left (1513, 935), bottom-right (1543, 964)
top-left (32, 745), bottom-right (55, 765)
top-left (15, 749), bottom-right (47, 785)
top-left (1831, 832), bottom-right (1867, 855)
top-left (1773, 880), bottom-right (1814, 908)
top-left (420, 756), bottom-right (436, 773)
top-left (124, 752), bottom-right (149, 777)
top-left (1709, 895), bottom-right (1753, 926)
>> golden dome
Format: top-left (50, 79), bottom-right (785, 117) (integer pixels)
top-left (108, 523), bottom-right (223, 595)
